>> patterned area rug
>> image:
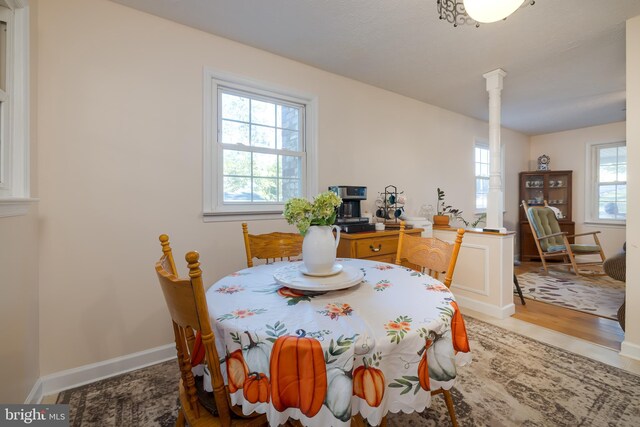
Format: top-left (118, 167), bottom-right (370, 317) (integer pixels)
top-left (56, 317), bottom-right (640, 426)
top-left (516, 270), bottom-right (625, 320)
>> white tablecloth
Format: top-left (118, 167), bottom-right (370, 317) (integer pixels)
top-left (205, 258), bottom-right (472, 426)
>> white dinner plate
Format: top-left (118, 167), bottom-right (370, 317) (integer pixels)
top-left (273, 263), bottom-right (364, 292)
top-left (299, 263), bottom-right (343, 277)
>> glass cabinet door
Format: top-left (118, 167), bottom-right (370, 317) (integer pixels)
top-left (523, 174), bottom-right (545, 206)
top-left (546, 172), bottom-right (570, 220)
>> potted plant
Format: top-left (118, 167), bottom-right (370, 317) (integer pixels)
top-left (283, 191), bottom-right (342, 275)
top-left (433, 188), bottom-right (462, 227)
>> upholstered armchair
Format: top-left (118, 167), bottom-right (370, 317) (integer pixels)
top-left (604, 243), bottom-right (626, 330)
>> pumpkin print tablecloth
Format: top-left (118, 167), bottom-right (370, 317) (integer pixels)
top-left (205, 259), bottom-right (472, 427)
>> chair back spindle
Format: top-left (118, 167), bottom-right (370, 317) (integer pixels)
top-left (242, 223), bottom-right (303, 267)
top-left (156, 235), bottom-right (266, 426)
top-left (395, 222), bottom-right (465, 288)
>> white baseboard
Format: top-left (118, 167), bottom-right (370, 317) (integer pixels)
top-left (27, 343), bottom-right (175, 403)
top-left (455, 295), bottom-right (515, 319)
top-left (620, 340), bottom-right (640, 361)
top-left (25, 378), bottom-right (44, 404)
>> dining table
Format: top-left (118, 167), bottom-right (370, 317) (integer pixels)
top-left (203, 258), bottom-right (472, 427)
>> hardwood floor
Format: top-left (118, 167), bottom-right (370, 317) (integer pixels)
top-left (513, 262), bottom-right (625, 350)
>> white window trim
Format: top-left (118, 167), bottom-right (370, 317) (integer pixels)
top-left (584, 140), bottom-right (626, 226)
top-left (0, 1), bottom-right (36, 218)
top-left (202, 68), bottom-right (318, 222)
top-left (474, 138), bottom-right (505, 214)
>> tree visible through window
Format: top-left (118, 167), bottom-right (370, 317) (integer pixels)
top-left (218, 87), bottom-right (305, 205)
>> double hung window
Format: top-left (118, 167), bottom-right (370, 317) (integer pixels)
top-left (474, 144), bottom-right (490, 211)
top-left (0, 3), bottom-right (31, 217)
top-left (587, 141), bottom-right (626, 223)
top-left (204, 71), bottom-right (316, 218)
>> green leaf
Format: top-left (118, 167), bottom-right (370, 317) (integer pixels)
top-left (403, 376), bottom-right (420, 382)
top-left (388, 383), bottom-right (404, 388)
top-left (332, 347), bottom-right (348, 356)
top-left (395, 378), bottom-right (412, 387)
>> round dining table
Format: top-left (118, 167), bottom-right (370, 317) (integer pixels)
top-left (204, 258), bottom-right (472, 427)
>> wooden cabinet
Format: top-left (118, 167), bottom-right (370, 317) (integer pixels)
top-left (337, 228), bottom-right (422, 264)
top-left (519, 170), bottom-right (575, 261)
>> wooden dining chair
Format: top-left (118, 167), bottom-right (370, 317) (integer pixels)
top-left (155, 234), bottom-right (267, 427)
top-left (522, 200), bottom-right (606, 276)
top-left (395, 221), bottom-right (465, 288)
top-left (242, 223), bottom-right (303, 267)
top-left (393, 222), bottom-right (464, 426)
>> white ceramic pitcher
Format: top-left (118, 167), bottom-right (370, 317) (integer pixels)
top-left (302, 225), bottom-right (341, 275)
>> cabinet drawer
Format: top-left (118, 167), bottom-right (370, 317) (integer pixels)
top-left (355, 237), bottom-right (399, 259)
top-left (365, 254), bottom-right (396, 264)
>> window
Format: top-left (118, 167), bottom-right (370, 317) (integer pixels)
top-left (0, 3), bottom-right (32, 217)
top-left (586, 141), bottom-right (626, 224)
top-left (0, 6), bottom-right (12, 195)
top-left (204, 70), bottom-right (317, 219)
top-left (474, 143), bottom-right (490, 211)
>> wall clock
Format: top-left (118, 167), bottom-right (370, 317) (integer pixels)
top-left (537, 154), bottom-right (550, 171)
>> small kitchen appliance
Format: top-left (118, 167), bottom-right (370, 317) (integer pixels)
top-left (329, 186), bottom-right (376, 233)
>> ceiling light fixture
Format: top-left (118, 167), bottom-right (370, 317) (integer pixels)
top-left (437, 0), bottom-right (535, 28)
top-left (464, 0), bottom-right (523, 23)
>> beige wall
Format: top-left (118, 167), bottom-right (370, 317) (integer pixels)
top-left (0, 2), bottom-right (40, 403)
top-left (36, 0), bottom-right (529, 375)
top-left (0, 212), bottom-right (40, 402)
top-left (622, 15), bottom-right (640, 357)
top-left (529, 122), bottom-right (627, 257)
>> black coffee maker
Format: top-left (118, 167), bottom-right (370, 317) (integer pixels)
top-left (329, 186), bottom-right (376, 233)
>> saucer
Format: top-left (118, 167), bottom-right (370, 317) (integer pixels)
top-left (273, 263), bottom-right (364, 293)
top-left (300, 263), bottom-right (343, 277)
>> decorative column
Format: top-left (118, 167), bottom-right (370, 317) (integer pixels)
top-left (483, 69), bottom-right (507, 233)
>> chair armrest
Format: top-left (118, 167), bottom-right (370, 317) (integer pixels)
top-left (536, 232), bottom-right (567, 241)
top-left (568, 231), bottom-right (601, 238)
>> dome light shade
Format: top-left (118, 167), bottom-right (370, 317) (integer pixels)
top-left (463, 0), bottom-right (524, 23)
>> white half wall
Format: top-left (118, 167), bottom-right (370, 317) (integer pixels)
top-left (434, 229), bottom-right (515, 319)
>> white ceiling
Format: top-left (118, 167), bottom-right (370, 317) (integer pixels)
top-left (110, 0), bottom-right (640, 135)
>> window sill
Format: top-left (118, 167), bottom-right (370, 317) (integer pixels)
top-left (0, 197), bottom-right (39, 218)
top-left (584, 220), bottom-right (626, 228)
top-left (203, 210), bottom-right (285, 223)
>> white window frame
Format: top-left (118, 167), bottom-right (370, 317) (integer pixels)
top-left (585, 140), bottom-right (626, 226)
top-left (203, 68), bottom-right (317, 221)
top-left (474, 138), bottom-right (505, 214)
top-left (0, 1), bottom-right (35, 218)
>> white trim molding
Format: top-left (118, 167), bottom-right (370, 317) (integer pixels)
top-left (455, 294), bottom-right (515, 319)
top-left (0, 196), bottom-right (37, 217)
top-left (584, 139), bottom-right (627, 226)
top-left (620, 340), bottom-right (640, 361)
top-left (202, 67), bottom-right (318, 221)
top-left (27, 343), bottom-right (175, 403)
top-left (450, 242), bottom-right (490, 296)
top-left (0, 1), bottom-right (33, 216)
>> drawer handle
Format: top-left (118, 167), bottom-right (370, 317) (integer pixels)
top-left (369, 244), bottom-right (382, 252)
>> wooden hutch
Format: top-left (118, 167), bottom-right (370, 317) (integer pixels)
top-left (519, 170), bottom-right (575, 261)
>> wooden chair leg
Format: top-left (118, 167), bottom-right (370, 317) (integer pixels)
top-left (539, 255), bottom-right (549, 273)
top-left (441, 389), bottom-right (458, 427)
top-left (350, 414), bottom-right (366, 427)
top-left (175, 408), bottom-right (185, 427)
